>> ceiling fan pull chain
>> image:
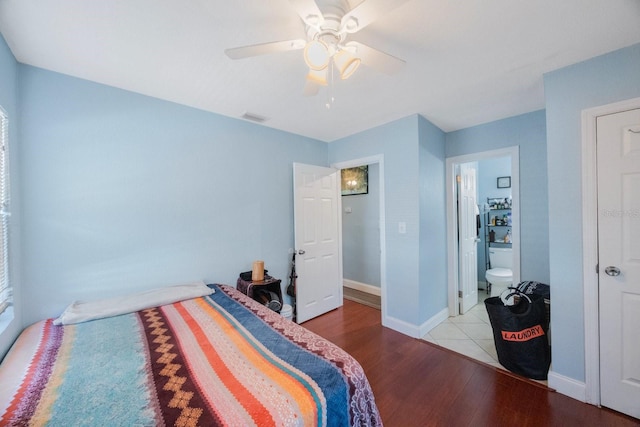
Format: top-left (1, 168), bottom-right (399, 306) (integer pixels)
top-left (326, 61), bottom-right (335, 110)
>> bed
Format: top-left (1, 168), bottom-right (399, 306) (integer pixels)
top-left (0, 283), bottom-right (382, 426)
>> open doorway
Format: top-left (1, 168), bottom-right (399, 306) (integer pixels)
top-left (341, 163), bottom-right (381, 309)
top-left (332, 155), bottom-right (386, 321)
top-left (446, 147), bottom-right (521, 317)
top-left (424, 147), bottom-right (521, 370)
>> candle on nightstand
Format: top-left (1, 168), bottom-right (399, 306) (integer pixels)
top-left (252, 260), bottom-right (264, 281)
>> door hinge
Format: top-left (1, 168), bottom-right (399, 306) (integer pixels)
top-left (458, 290), bottom-right (463, 298)
top-left (595, 263), bottom-right (599, 274)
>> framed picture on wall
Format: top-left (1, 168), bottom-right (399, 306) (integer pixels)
top-left (497, 176), bottom-right (511, 188)
top-left (341, 166), bottom-right (368, 196)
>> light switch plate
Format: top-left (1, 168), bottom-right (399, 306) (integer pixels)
top-left (398, 222), bottom-right (406, 234)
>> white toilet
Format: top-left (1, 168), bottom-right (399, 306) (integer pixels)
top-left (485, 247), bottom-right (513, 294)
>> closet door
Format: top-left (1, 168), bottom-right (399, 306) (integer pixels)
top-left (597, 108), bottom-right (640, 419)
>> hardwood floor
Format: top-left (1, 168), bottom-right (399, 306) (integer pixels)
top-left (302, 299), bottom-right (639, 427)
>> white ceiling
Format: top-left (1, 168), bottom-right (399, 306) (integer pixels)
top-left (1, 0), bottom-right (639, 142)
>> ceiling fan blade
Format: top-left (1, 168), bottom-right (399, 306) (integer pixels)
top-left (340, 0), bottom-right (410, 33)
top-left (225, 39), bottom-right (306, 60)
top-left (288, 0), bottom-right (324, 29)
top-left (346, 41), bottom-right (405, 75)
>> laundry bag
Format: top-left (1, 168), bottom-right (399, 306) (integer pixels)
top-left (516, 280), bottom-right (551, 327)
top-left (484, 288), bottom-right (551, 380)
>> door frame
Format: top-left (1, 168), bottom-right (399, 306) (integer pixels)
top-left (446, 147), bottom-right (520, 316)
top-left (581, 96), bottom-right (640, 406)
top-left (331, 155), bottom-right (387, 325)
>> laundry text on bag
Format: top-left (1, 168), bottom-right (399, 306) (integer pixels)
top-left (501, 325), bottom-right (545, 342)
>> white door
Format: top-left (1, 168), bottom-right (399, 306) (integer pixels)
top-left (293, 163), bottom-right (343, 323)
top-left (458, 163), bottom-right (479, 314)
top-left (597, 108), bottom-right (640, 419)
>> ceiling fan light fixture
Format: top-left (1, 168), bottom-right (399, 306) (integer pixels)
top-left (304, 40), bottom-right (330, 70)
top-left (333, 50), bottom-right (361, 79)
top-left (306, 68), bottom-right (328, 86)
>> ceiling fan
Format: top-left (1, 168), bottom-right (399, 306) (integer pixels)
top-left (224, 0), bottom-right (409, 96)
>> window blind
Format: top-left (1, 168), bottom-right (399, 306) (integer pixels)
top-left (0, 109), bottom-right (10, 316)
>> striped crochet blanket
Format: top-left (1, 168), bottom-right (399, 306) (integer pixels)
top-left (0, 284), bottom-right (382, 426)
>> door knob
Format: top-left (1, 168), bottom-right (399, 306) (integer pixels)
top-left (605, 266), bottom-right (621, 276)
top-left (297, 249), bottom-right (306, 255)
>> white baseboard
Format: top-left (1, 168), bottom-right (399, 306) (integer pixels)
top-left (548, 370), bottom-right (587, 402)
top-left (381, 307), bottom-right (449, 339)
top-left (382, 314), bottom-right (421, 338)
top-left (343, 279), bottom-right (381, 296)
top-left (419, 308), bottom-right (449, 338)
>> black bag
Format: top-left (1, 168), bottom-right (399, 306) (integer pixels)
top-left (484, 289), bottom-right (551, 380)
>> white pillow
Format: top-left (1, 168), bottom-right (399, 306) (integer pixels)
top-left (53, 281), bottom-right (214, 326)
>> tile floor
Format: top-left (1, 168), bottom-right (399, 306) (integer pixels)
top-left (423, 286), bottom-right (506, 370)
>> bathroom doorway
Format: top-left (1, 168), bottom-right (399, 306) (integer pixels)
top-left (446, 147), bottom-right (521, 316)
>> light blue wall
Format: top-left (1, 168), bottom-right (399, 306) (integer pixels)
top-left (544, 42), bottom-right (640, 382)
top-left (477, 157), bottom-right (512, 282)
top-left (0, 34), bottom-right (22, 358)
top-left (18, 65), bottom-right (327, 326)
top-left (329, 116), bottom-right (421, 324)
top-left (342, 163), bottom-right (380, 286)
top-left (329, 114), bottom-right (448, 327)
top-left (478, 158), bottom-right (512, 207)
top-left (418, 116), bottom-right (447, 321)
top-left (446, 110), bottom-right (550, 285)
